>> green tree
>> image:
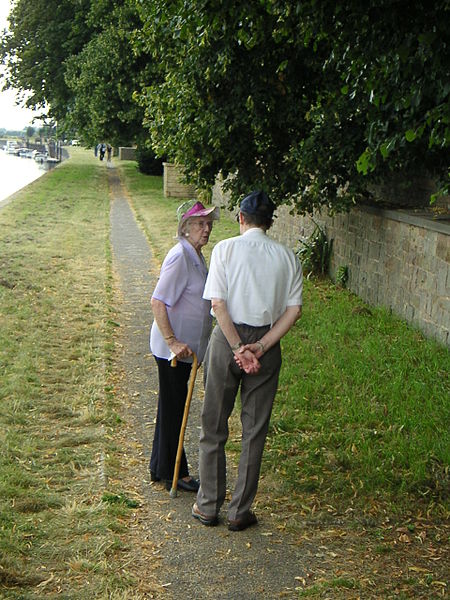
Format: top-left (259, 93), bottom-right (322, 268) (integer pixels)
top-left (3, 0), bottom-right (448, 211)
top-left (0, 0), bottom-right (93, 123)
top-left (135, 0), bottom-right (449, 213)
top-left (64, 0), bottom-right (152, 148)
top-left (320, 1), bottom-right (450, 206)
top-left (38, 125), bottom-right (55, 141)
top-left (136, 1), bottom-right (313, 206)
top-left (1, 0), bottom-right (156, 160)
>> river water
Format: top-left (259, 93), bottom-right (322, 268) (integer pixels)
top-left (0, 150), bottom-right (49, 205)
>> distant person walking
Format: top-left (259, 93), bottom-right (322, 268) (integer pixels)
top-left (192, 190), bottom-right (303, 531)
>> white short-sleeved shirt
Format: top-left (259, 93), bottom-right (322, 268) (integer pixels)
top-left (150, 237), bottom-right (212, 362)
top-left (203, 228), bottom-right (303, 326)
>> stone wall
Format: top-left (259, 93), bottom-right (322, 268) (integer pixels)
top-left (163, 163), bottom-right (197, 199)
top-left (212, 181), bottom-right (450, 347)
top-left (119, 147), bottom-right (137, 161)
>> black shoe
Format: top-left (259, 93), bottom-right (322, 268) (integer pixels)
top-left (165, 477), bottom-right (200, 492)
top-left (228, 511), bottom-right (258, 532)
top-left (192, 503), bottom-right (219, 526)
top-left (150, 471), bottom-right (161, 482)
top-left (178, 477), bottom-right (200, 492)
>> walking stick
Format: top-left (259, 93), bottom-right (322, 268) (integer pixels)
top-left (169, 353), bottom-right (198, 498)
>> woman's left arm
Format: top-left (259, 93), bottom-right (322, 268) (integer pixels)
top-left (151, 298), bottom-right (193, 359)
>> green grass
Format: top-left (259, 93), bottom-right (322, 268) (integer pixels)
top-left (271, 284), bottom-right (449, 510)
top-left (0, 149), bottom-right (144, 598)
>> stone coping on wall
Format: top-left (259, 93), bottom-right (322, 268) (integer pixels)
top-left (360, 205), bottom-right (449, 236)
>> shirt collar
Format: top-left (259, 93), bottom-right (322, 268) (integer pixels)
top-left (242, 227), bottom-right (267, 238)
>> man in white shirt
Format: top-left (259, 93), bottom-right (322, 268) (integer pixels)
top-left (192, 190), bottom-right (303, 531)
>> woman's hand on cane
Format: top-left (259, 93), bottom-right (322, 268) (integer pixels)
top-left (167, 338), bottom-right (193, 360)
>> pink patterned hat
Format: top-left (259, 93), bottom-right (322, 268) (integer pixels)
top-left (177, 200), bottom-right (220, 223)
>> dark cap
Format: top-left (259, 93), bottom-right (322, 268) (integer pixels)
top-left (240, 190), bottom-right (275, 217)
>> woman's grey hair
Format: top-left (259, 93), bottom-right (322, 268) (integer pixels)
top-left (178, 217), bottom-right (194, 237)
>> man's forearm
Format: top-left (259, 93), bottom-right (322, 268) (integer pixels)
top-left (211, 298), bottom-right (260, 373)
top-left (258, 305), bottom-right (302, 353)
top-left (211, 298), bottom-right (242, 348)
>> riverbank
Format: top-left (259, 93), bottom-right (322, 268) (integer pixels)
top-left (0, 142), bottom-right (70, 205)
top-left (0, 149), bottom-right (448, 599)
top-left (0, 151), bottom-right (48, 204)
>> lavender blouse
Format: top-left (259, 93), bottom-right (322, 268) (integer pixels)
top-left (150, 237), bottom-right (212, 363)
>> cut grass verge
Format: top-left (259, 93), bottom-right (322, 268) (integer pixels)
top-left (0, 150), bottom-right (152, 598)
top-left (271, 283), bottom-right (449, 510)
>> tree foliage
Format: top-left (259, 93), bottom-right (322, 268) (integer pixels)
top-left (1, 0), bottom-right (448, 213)
top-left (1, 0), bottom-right (151, 148)
top-left (1, 0), bottom-right (93, 122)
top-left (64, 0), bottom-right (152, 147)
top-left (135, 0), bottom-right (449, 213)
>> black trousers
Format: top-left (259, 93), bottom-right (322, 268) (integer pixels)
top-left (150, 356), bottom-right (192, 480)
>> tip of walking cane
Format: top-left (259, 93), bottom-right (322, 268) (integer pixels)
top-left (169, 488), bottom-right (178, 499)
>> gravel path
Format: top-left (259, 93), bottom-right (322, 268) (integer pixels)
top-left (109, 167), bottom-right (314, 599)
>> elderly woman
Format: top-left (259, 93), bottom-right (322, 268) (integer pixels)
top-left (149, 200), bottom-right (219, 491)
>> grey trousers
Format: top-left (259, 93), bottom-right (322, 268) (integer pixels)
top-left (196, 324), bottom-right (282, 521)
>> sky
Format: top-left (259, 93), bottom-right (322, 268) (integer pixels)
top-left (0, 0), bottom-right (42, 130)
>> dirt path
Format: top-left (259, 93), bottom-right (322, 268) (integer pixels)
top-left (108, 168), bottom-right (317, 599)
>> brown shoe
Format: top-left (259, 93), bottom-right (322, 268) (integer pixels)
top-left (228, 511), bottom-right (258, 532)
top-left (192, 503), bottom-right (219, 526)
